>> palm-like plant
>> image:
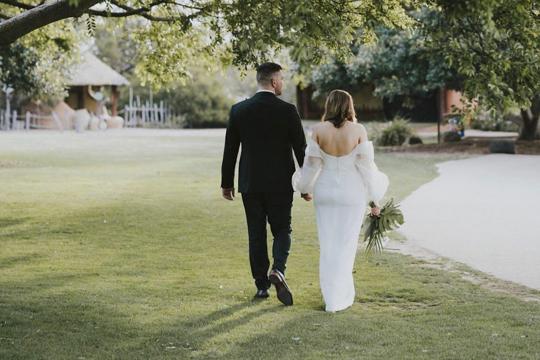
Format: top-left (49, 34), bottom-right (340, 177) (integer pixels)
top-left (362, 199), bottom-right (404, 253)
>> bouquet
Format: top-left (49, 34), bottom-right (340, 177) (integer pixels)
top-left (362, 198), bottom-right (404, 253)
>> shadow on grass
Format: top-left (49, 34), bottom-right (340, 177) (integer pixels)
top-left (2, 184), bottom-right (539, 358)
top-left (0, 253), bottom-right (44, 270)
top-left (0, 280), bottom-right (287, 359)
top-left (0, 216), bottom-right (30, 228)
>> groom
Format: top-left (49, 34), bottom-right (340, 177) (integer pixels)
top-left (220, 62), bottom-right (307, 306)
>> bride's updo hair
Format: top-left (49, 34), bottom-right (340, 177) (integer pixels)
top-left (321, 90), bottom-right (357, 128)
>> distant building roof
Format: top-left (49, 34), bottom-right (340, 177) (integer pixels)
top-left (67, 51), bottom-right (130, 86)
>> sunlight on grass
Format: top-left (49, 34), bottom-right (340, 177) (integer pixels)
top-left (1, 130), bottom-right (539, 359)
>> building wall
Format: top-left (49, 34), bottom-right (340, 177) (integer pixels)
top-left (445, 90), bottom-right (465, 114)
top-left (297, 83), bottom-right (384, 120)
top-left (65, 86), bottom-right (103, 114)
top-left (298, 84), bottom-right (464, 122)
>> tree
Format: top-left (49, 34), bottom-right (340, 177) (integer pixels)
top-left (0, 0), bottom-right (419, 86)
top-left (310, 10), bottom-right (461, 117)
top-left (92, 18), bottom-right (141, 76)
top-left (311, 2), bottom-right (540, 140)
top-left (0, 18), bottom-right (82, 102)
top-left (428, 0), bottom-right (540, 140)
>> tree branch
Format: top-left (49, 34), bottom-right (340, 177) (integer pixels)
top-left (0, 0), bottom-right (35, 10)
top-left (0, 0), bottom-right (101, 46)
top-left (0, 0), bottom-right (211, 44)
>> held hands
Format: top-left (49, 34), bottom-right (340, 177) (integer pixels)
top-left (222, 187), bottom-right (235, 201)
top-left (223, 189), bottom-right (313, 202)
top-left (370, 205), bottom-right (381, 217)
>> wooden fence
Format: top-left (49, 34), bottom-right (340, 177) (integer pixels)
top-left (1, 87), bottom-right (175, 131)
top-left (0, 110), bottom-right (63, 131)
top-left (122, 88), bottom-right (173, 127)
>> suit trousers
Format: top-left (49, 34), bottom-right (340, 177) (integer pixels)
top-left (241, 191), bottom-right (293, 290)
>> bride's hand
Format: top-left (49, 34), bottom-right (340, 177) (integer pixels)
top-left (370, 206), bottom-right (381, 216)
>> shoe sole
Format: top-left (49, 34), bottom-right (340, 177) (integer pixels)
top-left (269, 273), bottom-right (293, 306)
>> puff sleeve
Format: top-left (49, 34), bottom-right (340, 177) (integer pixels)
top-left (354, 141), bottom-right (389, 206)
top-left (292, 138), bottom-right (323, 194)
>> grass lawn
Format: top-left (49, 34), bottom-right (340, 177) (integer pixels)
top-left (1, 129), bottom-right (539, 359)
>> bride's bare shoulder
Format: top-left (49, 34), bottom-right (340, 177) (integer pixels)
top-left (312, 122), bottom-right (330, 131)
top-left (353, 121), bottom-right (367, 131)
top-left (310, 122), bottom-right (329, 139)
top-left (353, 122), bottom-right (369, 142)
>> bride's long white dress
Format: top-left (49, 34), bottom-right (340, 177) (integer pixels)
top-left (292, 138), bottom-right (389, 312)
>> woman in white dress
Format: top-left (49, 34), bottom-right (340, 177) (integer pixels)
top-left (292, 90), bottom-right (389, 313)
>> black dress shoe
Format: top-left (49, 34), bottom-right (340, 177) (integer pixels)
top-left (269, 269), bottom-right (293, 306)
top-left (254, 289), bottom-right (269, 299)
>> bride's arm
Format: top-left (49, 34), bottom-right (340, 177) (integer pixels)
top-left (355, 127), bottom-right (389, 207)
top-left (292, 155), bottom-right (323, 194)
top-left (292, 131), bottom-right (323, 194)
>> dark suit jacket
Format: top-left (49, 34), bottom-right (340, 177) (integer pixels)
top-left (221, 91), bottom-right (307, 193)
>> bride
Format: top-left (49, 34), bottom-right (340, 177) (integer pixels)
top-left (292, 89), bottom-right (389, 313)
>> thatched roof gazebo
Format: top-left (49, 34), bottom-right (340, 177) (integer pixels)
top-left (65, 51), bottom-right (129, 116)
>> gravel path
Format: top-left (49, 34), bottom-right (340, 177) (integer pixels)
top-left (396, 154), bottom-right (540, 290)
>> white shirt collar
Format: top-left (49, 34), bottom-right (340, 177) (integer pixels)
top-left (256, 89), bottom-right (275, 94)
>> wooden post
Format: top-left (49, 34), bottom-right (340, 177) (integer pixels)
top-left (6, 110), bottom-right (10, 131)
top-left (5, 92), bottom-right (11, 130)
top-left (128, 87), bottom-right (133, 126)
top-left (136, 96), bottom-right (141, 126)
top-left (110, 85), bottom-right (119, 116)
top-left (12, 110), bottom-right (17, 130)
top-left (437, 86), bottom-right (445, 144)
top-left (141, 105), bottom-right (146, 125)
top-left (124, 105), bottom-right (129, 127)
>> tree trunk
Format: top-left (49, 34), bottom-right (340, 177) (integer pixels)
top-left (0, 0), bottom-right (100, 46)
top-left (436, 86), bottom-right (445, 144)
top-left (518, 96), bottom-right (540, 141)
top-left (111, 85), bottom-right (119, 116)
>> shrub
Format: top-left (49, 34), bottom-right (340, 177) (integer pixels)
top-left (124, 70), bottom-right (234, 129)
top-left (489, 140), bottom-right (515, 154)
top-left (160, 80), bottom-right (233, 128)
top-left (470, 109), bottom-right (520, 132)
top-left (443, 131), bottom-right (461, 142)
top-left (408, 135), bottom-right (423, 145)
top-left (376, 118), bottom-right (413, 146)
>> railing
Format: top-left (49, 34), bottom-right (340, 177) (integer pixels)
top-left (0, 110), bottom-right (63, 131)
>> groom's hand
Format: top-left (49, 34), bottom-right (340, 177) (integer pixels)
top-left (301, 193), bottom-right (312, 201)
top-left (222, 187), bottom-right (235, 201)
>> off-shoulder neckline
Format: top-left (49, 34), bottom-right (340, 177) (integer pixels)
top-left (308, 138), bottom-right (372, 158)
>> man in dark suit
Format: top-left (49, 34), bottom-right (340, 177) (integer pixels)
top-left (221, 62), bottom-right (308, 306)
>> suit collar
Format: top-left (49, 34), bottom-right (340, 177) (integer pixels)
top-left (253, 90), bottom-right (276, 97)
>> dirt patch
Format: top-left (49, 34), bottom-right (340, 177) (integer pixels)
top-left (378, 137), bottom-right (540, 155)
top-left (0, 159), bottom-right (32, 168)
top-left (385, 239), bottom-right (540, 303)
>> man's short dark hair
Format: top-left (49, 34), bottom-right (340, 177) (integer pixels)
top-left (256, 62), bottom-right (282, 85)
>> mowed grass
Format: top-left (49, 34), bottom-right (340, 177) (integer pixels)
top-left (1, 129), bottom-right (539, 360)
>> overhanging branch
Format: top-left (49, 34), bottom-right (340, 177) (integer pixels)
top-left (0, 0), bottom-right (209, 43)
top-left (0, 0), bottom-right (101, 46)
